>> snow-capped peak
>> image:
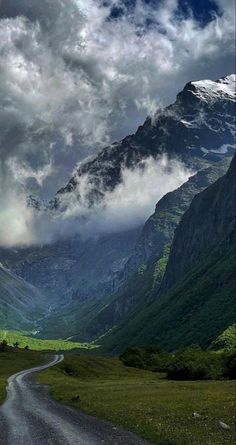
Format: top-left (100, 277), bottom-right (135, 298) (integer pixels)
top-left (190, 74), bottom-right (236, 102)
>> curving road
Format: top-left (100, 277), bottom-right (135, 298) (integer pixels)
top-left (0, 354), bottom-right (153, 445)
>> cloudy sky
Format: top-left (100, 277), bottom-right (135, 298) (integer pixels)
top-left (0, 0), bottom-right (235, 197)
top-left (0, 0), bottom-right (235, 247)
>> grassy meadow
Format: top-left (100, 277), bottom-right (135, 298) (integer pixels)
top-left (0, 329), bottom-right (98, 351)
top-left (39, 354), bottom-right (235, 445)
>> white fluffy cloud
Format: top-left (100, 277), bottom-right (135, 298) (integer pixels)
top-left (0, 190), bottom-right (35, 248)
top-left (63, 155), bottom-right (192, 235)
top-left (0, 156), bottom-right (192, 247)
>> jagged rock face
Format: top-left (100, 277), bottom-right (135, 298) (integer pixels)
top-left (160, 154), bottom-right (236, 295)
top-left (55, 75), bottom-right (235, 207)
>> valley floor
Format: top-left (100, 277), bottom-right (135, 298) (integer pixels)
top-left (39, 354), bottom-right (235, 445)
top-left (1, 354), bottom-right (150, 445)
top-left (0, 351), bottom-right (234, 445)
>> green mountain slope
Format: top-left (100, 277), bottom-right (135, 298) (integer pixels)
top-left (209, 324), bottom-right (236, 351)
top-left (101, 245), bottom-right (235, 352)
top-left (100, 155), bottom-right (235, 352)
top-left (160, 155), bottom-right (236, 297)
top-left (65, 159), bottom-right (231, 342)
top-left (122, 158), bottom-right (231, 280)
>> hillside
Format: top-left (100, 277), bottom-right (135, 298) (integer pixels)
top-left (120, 157), bottom-right (231, 282)
top-left (0, 264), bottom-right (47, 330)
top-left (59, 159), bottom-right (231, 342)
top-left (160, 154), bottom-right (236, 295)
top-left (100, 155), bottom-right (236, 352)
top-left (0, 228), bottom-right (140, 306)
top-left (209, 324), bottom-right (236, 351)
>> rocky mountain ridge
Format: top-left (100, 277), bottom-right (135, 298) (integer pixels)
top-left (55, 75), bottom-right (235, 209)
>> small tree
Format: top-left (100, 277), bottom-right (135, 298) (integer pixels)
top-left (13, 341), bottom-right (19, 350)
top-left (223, 350), bottom-right (236, 379)
top-left (0, 339), bottom-right (8, 352)
top-left (120, 347), bottom-right (145, 369)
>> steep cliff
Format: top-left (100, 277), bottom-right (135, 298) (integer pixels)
top-left (122, 158), bottom-right (231, 280)
top-left (101, 156), bottom-right (235, 352)
top-left (160, 154), bottom-right (235, 294)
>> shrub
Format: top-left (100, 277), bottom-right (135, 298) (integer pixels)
top-left (120, 344), bottom-right (232, 380)
top-left (120, 347), bottom-right (145, 369)
top-left (0, 339), bottom-right (8, 352)
top-left (223, 349), bottom-right (236, 379)
top-left (62, 363), bottom-right (79, 377)
top-left (120, 345), bottom-right (172, 371)
top-left (166, 347), bottom-right (224, 380)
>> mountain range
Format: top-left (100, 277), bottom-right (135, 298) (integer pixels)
top-left (0, 74), bottom-right (235, 352)
top-left (55, 74), bottom-right (235, 208)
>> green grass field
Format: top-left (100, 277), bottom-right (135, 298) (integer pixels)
top-left (0, 349), bottom-right (43, 403)
top-left (0, 329), bottom-right (97, 351)
top-left (39, 354), bottom-right (235, 445)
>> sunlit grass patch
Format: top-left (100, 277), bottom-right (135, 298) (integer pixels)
top-left (0, 329), bottom-right (98, 351)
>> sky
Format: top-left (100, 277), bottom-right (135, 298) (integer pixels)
top-left (0, 0), bottom-right (235, 247)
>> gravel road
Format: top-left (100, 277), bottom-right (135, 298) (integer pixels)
top-left (0, 354), bottom-right (153, 445)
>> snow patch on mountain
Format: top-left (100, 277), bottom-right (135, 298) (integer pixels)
top-left (190, 75), bottom-right (236, 102)
top-left (210, 144), bottom-right (235, 154)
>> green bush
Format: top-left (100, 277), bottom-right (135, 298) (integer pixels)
top-left (120, 345), bottom-right (172, 371)
top-left (166, 347), bottom-right (224, 380)
top-left (223, 350), bottom-right (236, 379)
top-left (120, 347), bottom-right (145, 369)
top-left (120, 344), bottom-right (236, 380)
